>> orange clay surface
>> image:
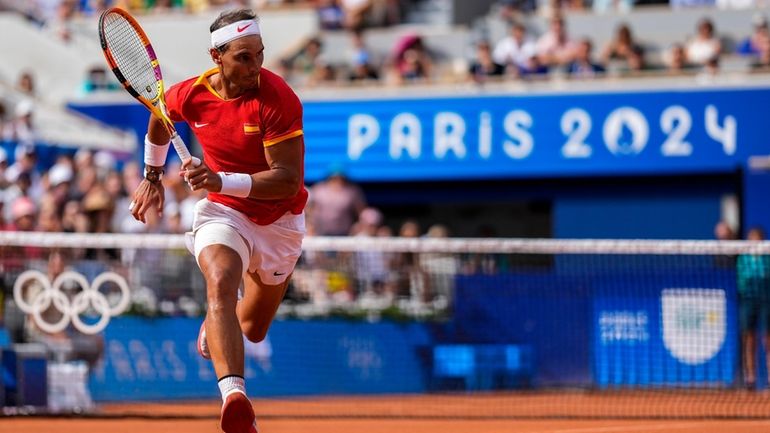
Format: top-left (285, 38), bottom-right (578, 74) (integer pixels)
top-left (2, 392), bottom-right (770, 433)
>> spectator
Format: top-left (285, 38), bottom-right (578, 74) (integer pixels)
top-left (318, 0), bottom-right (344, 30)
top-left (5, 145), bottom-right (38, 188)
top-left (290, 37), bottom-right (325, 85)
top-left (497, 0), bottom-right (537, 22)
top-left (393, 219), bottom-right (426, 300)
top-left (80, 66), bottom-right (120, 95)
top-left (8, 196), bottom-right (37, 232)
top-left (567, 38), bottom-right (605, 78)
top-left (469, 40), bottom-right (505, 83)
top-left (392, 34), bottom-right (433, 83)
top-left (307, 168), bottom-right (367, 236)
top-left (16, 72), bottom-right (36, 97)
top-left (419, 224), bottom-right (457, 303)
top-left (601, 24), bottom-right (645, 72)
top-left (665, 43), bottom-right (691, 74)
top-left (536, 15), bottom-right (578, 67)
top-left (45, 0), bottom-right (78, 43)
top-left (518, 52), bottom-right (549, 78)
top-left (737, 227), bottom-right (770, 390)
top-left (492, 23), bottom-right (537, 75)
top-left (686, 18), bottom-right (722, 67)
top-left (738, 14), bottom-right (770, 58)
top-left (342, 0), bottom-right (399, 30)
top-left (4, 100), bottom-right (36, 147)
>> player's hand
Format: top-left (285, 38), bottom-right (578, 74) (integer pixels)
top-left (129, 179), bottom-right (165, 224)
top-left (181, 159), bottom-right (222, 193)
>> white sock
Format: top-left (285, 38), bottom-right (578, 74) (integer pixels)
top-left (217, 375), bottom-right (246, 402)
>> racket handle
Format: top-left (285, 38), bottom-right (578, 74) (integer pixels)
top-left (170, 133), bottom-right (201, 167)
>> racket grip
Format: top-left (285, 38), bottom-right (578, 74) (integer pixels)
top-left (170, 133), bottom-right (201, 167)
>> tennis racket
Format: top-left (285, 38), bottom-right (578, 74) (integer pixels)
top-left (98, 7), bottom-right (200, 167)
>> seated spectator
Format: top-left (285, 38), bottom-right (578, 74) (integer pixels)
top-left (567, 38), bottom-right (605, 78)
top-left (738, 14), bottom-right (770, 58)
top-left (536, 15), bottom-right (578, 67)
top-left (342, 0), bottom-right (372, 29)
top-left (342, 0), bottom-right (400, 30)
top-left (4, 100), bottom-right (36, 147)
top-left (392, 34), bottom-right (433, 83)
top-left (497, 0), bottom-right (537, 23)
top-left (602, 24), bottom-right (646, 72)
top-left (348, 55), bottom-right (380, 82)
top-left (665, 43), bottom-right (693, 74)
top-left (492, 23), bottom-right (537, 75)
top-left (686, 18), bottom-right (722, 66)
top-left (318, 0), bottom-right (345, 30)
top-left (289, 37), bottom-right (325, 84)
top-left (8, 196), bottom-right (37, 232)
top-left (347, 29), bottom-right (380, 82)
top-left (44, 0), bottom-right (78, 43)
top-left (518, 53), bottom-right (549, 77)
top-left (80, 66), bottom-right (120, 95)
top-left (307, 62), bottom-right (338, 87)
top-left (469, 41), bottom-right (505, 83)
top-left (16, 71), bottom-right (36, 97)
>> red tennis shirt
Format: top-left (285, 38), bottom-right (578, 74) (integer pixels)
top-left (165, 67), bottom-right (308, 225)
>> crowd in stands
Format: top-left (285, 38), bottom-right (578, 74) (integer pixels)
top-left (4, 1), bottom-right (770, 89)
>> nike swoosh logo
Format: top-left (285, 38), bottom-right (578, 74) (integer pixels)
top-left (273, 271), bottom-right (286, 276)
top-left (194, 122), bottom-right (209, 128)
top-left (237, 23), bottom-right (253, 33)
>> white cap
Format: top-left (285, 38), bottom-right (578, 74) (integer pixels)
top-left (48, 163), bottom-right (73, 187)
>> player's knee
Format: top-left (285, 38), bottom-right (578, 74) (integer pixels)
top-left (241, 320), bottom-right (268, 343)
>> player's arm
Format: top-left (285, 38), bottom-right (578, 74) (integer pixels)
top-left (184, 135), bottom-right (303, 200)
top-left (130, 114), bottom-right (172, 223)
top-left (249, 135), bottom-right (304, 199)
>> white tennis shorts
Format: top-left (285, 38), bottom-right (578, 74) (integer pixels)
top-left (184, 199), bottom-right (305, 286)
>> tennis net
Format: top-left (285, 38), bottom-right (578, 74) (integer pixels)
top-left (1, 232), bottom-right (769, 419)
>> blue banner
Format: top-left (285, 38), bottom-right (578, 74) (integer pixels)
top-left (90, 318), bottom-right (430, 401)
top-left (303, 87), bottom-right (767, 182)
top-left (71, 86), bottom-right (770, 183)
top-left (593, 273), bottom-right (738, 387)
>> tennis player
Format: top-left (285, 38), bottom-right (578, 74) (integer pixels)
top-left (129, 9), bottom-right (306, 433)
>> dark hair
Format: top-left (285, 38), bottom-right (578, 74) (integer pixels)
top-left (210, 9), bottom-right (259, 52)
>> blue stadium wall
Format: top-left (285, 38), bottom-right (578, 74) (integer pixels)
top-left (69, 85), bottom-right (770, 238)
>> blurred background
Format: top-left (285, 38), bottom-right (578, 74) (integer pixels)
top-left (1, 0), bottom-right (770, 426)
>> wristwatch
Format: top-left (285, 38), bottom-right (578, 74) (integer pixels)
top-left (144, 168), bottom-right (164, 183)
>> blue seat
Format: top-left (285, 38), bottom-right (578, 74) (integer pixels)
top-left (432, 344), bottom-right (533, 391)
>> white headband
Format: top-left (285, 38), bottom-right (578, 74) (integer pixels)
top-left (211, 19), bottom-right (261, 48)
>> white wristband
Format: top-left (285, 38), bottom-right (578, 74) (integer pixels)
top-left (218, 172), bottom-right (252, 198)
top-left (144, 134), bottom-right (170, 167)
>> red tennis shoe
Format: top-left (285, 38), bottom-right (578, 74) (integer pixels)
top-left (221, 391), bottom-right (258, 433)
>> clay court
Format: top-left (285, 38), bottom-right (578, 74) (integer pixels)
top-left (3, 392), bottom-right (769, 433)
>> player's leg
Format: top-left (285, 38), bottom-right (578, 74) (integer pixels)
top-left (194, 224), bottom-right (258, 433)
top-left (237, 212), bottom-right (305, 342)
top-left (197, 243), bottom-right (245, 379)
top-left (238, 271), bottom-right (291, 343)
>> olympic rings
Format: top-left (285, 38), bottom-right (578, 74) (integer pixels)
top-left (13, 270), bottom-right (131, 335)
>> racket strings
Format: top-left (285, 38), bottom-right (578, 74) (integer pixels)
top-left (102, 13), bottom-right (160, 101)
